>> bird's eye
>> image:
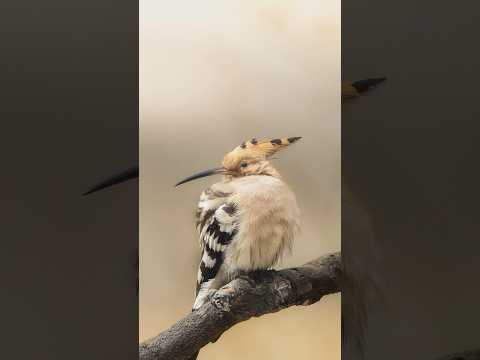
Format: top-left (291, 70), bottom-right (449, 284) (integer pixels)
top-left (240, 162), bottom-right (248, 168)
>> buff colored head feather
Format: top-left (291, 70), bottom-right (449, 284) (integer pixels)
top-left (222, 137), bottom-right (301, 170)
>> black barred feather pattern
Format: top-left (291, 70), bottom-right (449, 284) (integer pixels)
top-left (193, 189), bottom-right (238, 310)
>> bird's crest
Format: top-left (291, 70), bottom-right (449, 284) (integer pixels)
top-left (222, 137), bottom-right (301, 169)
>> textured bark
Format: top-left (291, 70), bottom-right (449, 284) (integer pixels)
top-left (139, 252), bottom-right (341, 360)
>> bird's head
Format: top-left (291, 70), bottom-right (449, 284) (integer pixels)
top-left (175, 137), bottom-right (301, 186)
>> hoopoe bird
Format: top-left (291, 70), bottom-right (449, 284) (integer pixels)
top-left (175, 137), bottom-right (301, 310)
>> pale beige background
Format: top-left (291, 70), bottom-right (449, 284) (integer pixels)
top-left (140, 1), bottom-right (340, 358)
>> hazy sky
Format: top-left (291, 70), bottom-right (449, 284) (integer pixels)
top-left (140, 1), bottom-right (340, 358)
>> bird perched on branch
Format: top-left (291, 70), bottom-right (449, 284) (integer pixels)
top-left (175, 137), bottom-right (301, 311)
top-left (176, 137), bottom-right (302, 360)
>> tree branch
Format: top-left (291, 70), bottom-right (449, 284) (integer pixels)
top-left (139, 252), bottom-right (341, 360)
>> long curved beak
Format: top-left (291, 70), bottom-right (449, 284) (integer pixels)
top-left (83, 165), bottom-right (139, 195)
top-left (175, 167), bottom-right (225, 187)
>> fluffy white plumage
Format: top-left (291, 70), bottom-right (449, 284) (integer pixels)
top-left (193, 174), bottom-right (300, 310)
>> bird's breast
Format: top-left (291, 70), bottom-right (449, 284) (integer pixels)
top-left (224, 175), bottom-right (300, 274)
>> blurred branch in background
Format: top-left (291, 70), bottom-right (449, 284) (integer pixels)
top-left (139, 252), bottom-right (341, 360)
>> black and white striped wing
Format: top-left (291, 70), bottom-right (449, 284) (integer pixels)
top-left (193, 202), bottom-right (238, 310)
